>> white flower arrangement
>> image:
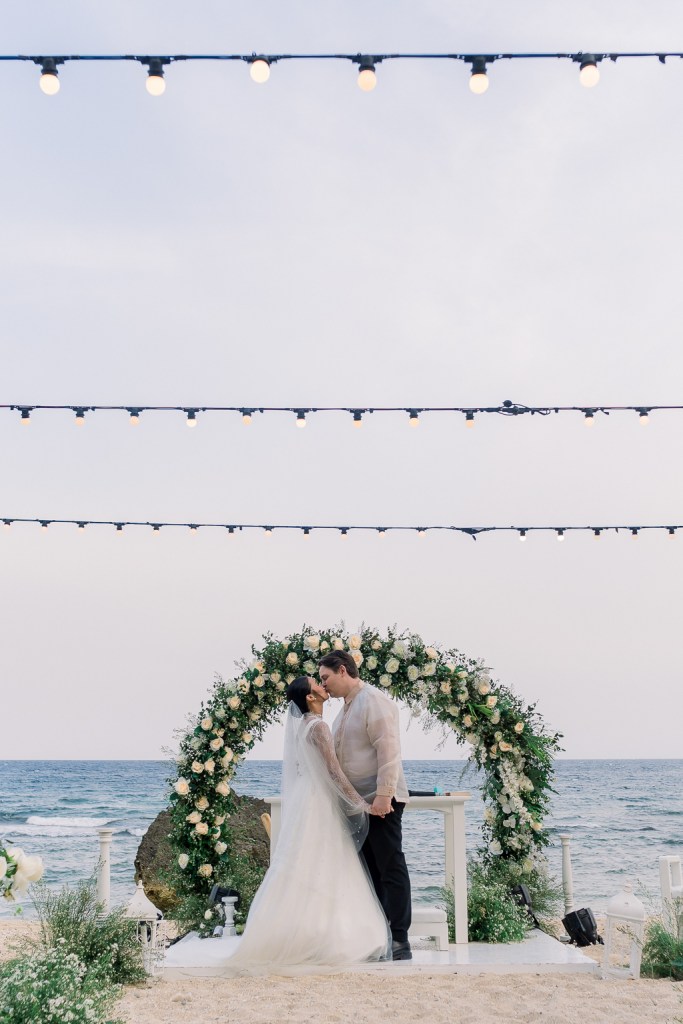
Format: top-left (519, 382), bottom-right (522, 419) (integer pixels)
top-left (0, 842), bottom-right (44, 900)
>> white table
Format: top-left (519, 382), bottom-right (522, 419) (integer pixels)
top-left (265, 792), bottom-right (470, 944)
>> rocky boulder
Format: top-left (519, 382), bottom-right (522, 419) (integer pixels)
top-left (135, 794), bottom-right (271, 914)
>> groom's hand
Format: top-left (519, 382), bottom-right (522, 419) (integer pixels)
top-left (371, 795), bottom-right (393, 817)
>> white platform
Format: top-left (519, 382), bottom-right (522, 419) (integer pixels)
top-left (162, 929), bottom-right (598, 978)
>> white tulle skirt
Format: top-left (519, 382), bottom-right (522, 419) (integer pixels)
top-left (220, 772), bottom-right (391, 976)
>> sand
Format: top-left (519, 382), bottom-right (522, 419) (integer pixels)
top-left (2, 921), bottom-right (681, 1024)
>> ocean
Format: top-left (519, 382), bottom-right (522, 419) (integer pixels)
top-left (1, 759), bottom-right (680, 919)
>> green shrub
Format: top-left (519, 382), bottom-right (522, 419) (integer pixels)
top-left (641, 911), bottom-right (683, 981)
top-left (0, 945), bottom-right (121, 1024)
top-left (439, 859), bottom-right (533, 943)
top-left (32, 879), bottom-right (146, 986)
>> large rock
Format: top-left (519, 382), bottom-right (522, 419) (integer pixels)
top-left (135, 794), bottom-right (271, 914)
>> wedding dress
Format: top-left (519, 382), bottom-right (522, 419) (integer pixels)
top-left (219, 704), bottom-right (391, 975)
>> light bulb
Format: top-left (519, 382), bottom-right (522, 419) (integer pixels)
top-left (631, 528), bottom-right (639, 538)
top-left (639, 410), bottom-right (649, 425)
top-left (469, 71), bottom-right (489, 94)
top-left (186, 410), bottom-right (197, 427)
top-left (152, 525), bottom-right (161, 534)
top-left (303, 528), bottom-right (311, 538)
top-left (408, 411), bottom-right (419, 427)
top-left (594, 529), bottom-right (601, 539)
top-left (377, 529), bottom-right (386, 538)
top-left (465, 412), bottom-right (475, 428)
top-left (40, 71), bottom-right (60, 95)
top-left (3, 520), bottom-right (11, 530)
top-left (418, 529), bottom-right (427, 538)
top-left (579, 61), bottom-right (600, 88)
top-left (340, 529), bottom-right (349, 539)
top-left (556, 529), bottom-right (565, 542)
top-left (241, 410), bottom-right (252, 426)
top-left (116, 524), bottom-right (124, 533)
top-left (129, 411), bottom-right (139, 425)
top-left (358, 66), bottom-right (377, 92)
top-left (519, 530), bottom-right (527, 542)
top-left (668, 527), bottom-right (676, 538)
top-left (20, 410), bottom-right (31, 425)
top-left (352, 411), bottom-right (363, 428)
top-left (41, 521), bottom-right (49, 532)
top-left (75, 411), bottom-right (85, 426)
top-left (250, 59), bottom-right (270, 84)
top-left (264, 527), bottom-right (273, 536)
top-left (584, 411), bottom-right (594, 427)
top-left (77, 523), bottom-right (86, 531)
top-left (296, 412), bottom-right (307, 429)
top-left (146, 73), bottom-right (166, 96)
top-left (190, 525), bottom-right (198, 534)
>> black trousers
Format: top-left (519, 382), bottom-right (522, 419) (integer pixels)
top-left (361, 799), bottom-right (412, 944)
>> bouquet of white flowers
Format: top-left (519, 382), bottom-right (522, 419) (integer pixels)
top-left (0, 838), bottom-right (44, 900)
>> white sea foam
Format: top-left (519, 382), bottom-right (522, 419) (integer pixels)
top-left (26, 816), bottom-right (110, 829)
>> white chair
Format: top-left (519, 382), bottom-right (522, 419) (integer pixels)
top-left (659, 856), bottom-right (683, 935)
top-left (408, 905), bottom-right (450, 950)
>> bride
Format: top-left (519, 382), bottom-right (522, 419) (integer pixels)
top-left (221, 676), bottom-right (391, 975)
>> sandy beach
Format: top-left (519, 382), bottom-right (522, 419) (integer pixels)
top-left (2, 921), bottom-right (681, 1024)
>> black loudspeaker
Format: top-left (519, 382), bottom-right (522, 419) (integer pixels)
top-left (562, 907), bottom-right (603, 946)
top-left (511, 884), bottom-right (539, 928)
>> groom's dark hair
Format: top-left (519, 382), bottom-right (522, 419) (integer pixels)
top-left (318, 651), bottom-right (359, 679)
top-left (286, 676), bottom-right (311, 715)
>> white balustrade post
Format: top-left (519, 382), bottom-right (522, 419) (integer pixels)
top-left (559, 834), bottom-right (574, 917)
top-left (96, 828), bottom-right (114, 911)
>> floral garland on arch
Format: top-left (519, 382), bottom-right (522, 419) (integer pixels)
top-left (169, 627), bottom-right (562, 930)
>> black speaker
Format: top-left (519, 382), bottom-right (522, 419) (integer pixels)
top-left (562, 907), bottom-right (603, 946)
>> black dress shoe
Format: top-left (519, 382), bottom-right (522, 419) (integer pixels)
top-left (391, 940), bottom-right (412, 961)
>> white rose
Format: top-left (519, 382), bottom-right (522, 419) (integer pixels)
top-left (350, 650), bottom-right (364, 668)
top-left (195, 796), bottom-right (209, 811)
top-left (285, 651), bottom-right (299, 666)
top-left (14, 853), bottom-right (43, 884)
top-left (270, 671), bottom-right (281, 683)
top-left (228, 695), bottom-right (241, 710)
top-left (514, 722), bottom-right (524, 734)
top-left (494, 731), bottom-right (503, 741)
top-left (531, 821), bottom-right (542, 832)
top-left (304, 634), bottom-right (321, 651)
top-left (216, 780), bottom-right (231, 796)
top-left (483, 807), bottom-right (496, 824)
top-left (204, 759), bottom-right (215, 774)
top-left (191, 761), bottom-right (204, 774)
top-left (221, 749), bottom-right (234, 765)
top-left (504, 816), bottom-right (517, 828)
top-left (366, 656), bottom-right (378, 671)
top-left (385, 658), bottom-right (400, 674)
top-left (303, 660), bottom-right (316, 675)
top-left (391, 640), bottom-right (407, 658)
top-left (407, 665), bottom-right (420, 682)
top-left (178, 854), bottom-right (189, 869)
top-left (447, 705), bottom-right (459, 717)
top-left (371, 639), bottom-right (382, 651)
top-left (204, 910), bottom-right (213, 920)
top-left (332, 638), bottom-right (345, 650)
top-left (445, 662), bottom-right (456, 673)
top-left (457, 670), bottom-right (468, 679)
top-left (201, 717), bottom-right (213, 731)
top-left (286, 674), bottom-right (295, 684)
top-left (175, 777), bottom-right (190, 796)
top-left (486, 695), bottom-right (497, 709)
top-left (320, 641), bottom-right (330, 652)
top-left (0, 856), bottom-right (7, 881)
top-left (422, 663), bottom-right (436, 677)
top-left (522, 858), bottom-right (534, 874)
top-left (458, 690), bottom-right (468, 703)
top-left (186, 811), bottom-right (202, 824)
top-left (477, 681), bottom-right (491, 696)
top-left (198, 864), bottom-right (213, 878)
top-left (249, 710), bottom-right (261, 722)
top-left (348, 634), bottom-right (362, 650)
top-left (425, 647), bottom-right (438, 660)
top-left (215, 842), bottom-right (228, 855)
top-left (210, 737), bottom-right (224, 752)
top-left (440, 681), bottom-right (451, 695)
top-left (490, 840), bottom-right (503, 856)
top-left (379, 675), bottom-right (391, 688)
top-left (242, 732), bottom-right (253, 744)
top-left (195, 821), bottom-right (209, 835)
top-left (490, 710), bottom-right (501, 725)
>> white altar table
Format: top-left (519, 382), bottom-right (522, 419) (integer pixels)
top-left (265, 792), bottom-right (471, 945)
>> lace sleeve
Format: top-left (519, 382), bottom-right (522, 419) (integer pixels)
top-left (308, 720), bottom-right (370, 812)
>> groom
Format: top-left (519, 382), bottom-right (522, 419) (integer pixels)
top-left (318, 650), bottom-right (412, 961)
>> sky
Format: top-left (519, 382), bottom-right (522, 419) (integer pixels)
top-left (2, 1), bottom-right (682, 762)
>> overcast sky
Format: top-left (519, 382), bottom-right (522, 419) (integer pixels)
top-left (2, 1), bottom-right (682, 762)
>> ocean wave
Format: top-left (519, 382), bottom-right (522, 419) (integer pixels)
top-left (26, 816), bottom-right (111, 829)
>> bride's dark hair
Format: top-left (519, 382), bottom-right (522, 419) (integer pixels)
top-left (286, 676), bottom-right (311, 715)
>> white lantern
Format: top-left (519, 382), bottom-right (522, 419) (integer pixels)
top-left (601, 882), bottom-right (646, 980)
top-left (125, 881), bottom-right (165, 974)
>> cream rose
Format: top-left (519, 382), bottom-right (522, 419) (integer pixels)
top-left (304, 634), bottom-right (321, 651)
top-left (391, 640), bottom-right (407, 658)
top-left (422, 663), bottom-right (436, 677)
top-left (303, 660), bottom-right (316, 675)
top-left (490, 710), bottom-right (501, 725)
top-left (458, 690), bottom-right (468, 703)
top-left (253, 675), bottom-right (265, 688)
top-left (174, 777), bottom-right (190, 796)
top-left (490, 840), bottom-right (503, 856)
top-left (379, 675), bottom-right (391, 687)
top-left (178, 854), bottom-right (189, 870)
top-left (200, 717), bottom-right (213, 731)
top-left (0, 857), bottom-right (7, 881)
top-left (286, 674), bottom-right (295, 684)
top-left (195, 821), bottom-right (209, 836)
top-left (371, 639), bottom-right (382, 651)
top-left (198, 863), bottom-right (213, 878)
top-left (242, 732), bottom-right (253, 744)
top-left (215, 842), bottom-right (228, 855)
top-left (237, 680), bottom-right (250, 694)
top-left (514, 722), bottom-right (524, 734)
top-left (195, 796), bottom-right (209, 811)
top-left (385, 657), bottom-right (400, 674)
top-left (332, 638), bottom-right (345, 650)
top-left (249, 710), bottom-right (261, 722)
top-left (348, 634), bottom-right (362, 649)
top-left (499, 741), bottom-right (513, 753)
top-left (229, 718), bottom-right (238, 729)
top-left (216, 780), bottom-right (231, 796)
top-left (285, 651), bottom-right (299, 666)
top-left (228, 695), bottom-right (241, 710)
top-left (440, 681), bottom-right (451, 695)
top-left (221, 748), bottom-right (234, 764)
top-left (191, 761), bottom-right (204, 774)
top-left (270, 671), bottom-right (281, 683)
top-left (13, 853), bottom-right (43, 884)
top-left (407, 665), bottom-right (420, 682)
top-left (204, 759), bottom-right (215, 774)
top-left (366, 656), bottom-right (378, 671)
top-left (210, 737), bottom-right (224, 751)
top-left (276, 681), bottom-right (285, 691)
top-left (457, 669), bottom-right (468, 679)
top-left (425, 647), bottom-right (438, 660)
top-left (486, 695), bottom-right (497, 709)
top-left (463, 714), bottom-right (473, 728)
top-left (477, 681), bottom-right (491, 696)
top-left (320, 640), bottom-right (330, 652)
top-left (186, 810), bottom-right (202, 824)
top-left (350, 650), bottom-right (364, 668)
top-left (447, 705), bottom-right (459, 717)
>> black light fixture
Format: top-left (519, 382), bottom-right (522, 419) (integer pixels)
top-left (356, 55), bottom-right (377, 91)
top-left (468, 55), bottom-right (490, 94)
top-left (352, 410), bottom-right (363, 428)
top-left (562, 907), bottom-right (602, 946)
top-left (143, 57), bottom-right (168, 96)
top-left (465, 411), bottom-right (475, 427)
top-left (36, 57), bottom-right (62, 95)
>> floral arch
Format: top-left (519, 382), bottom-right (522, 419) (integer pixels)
top-left (169, 627), bottom-right (561, 922)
